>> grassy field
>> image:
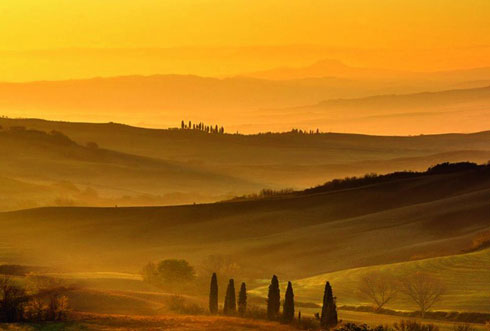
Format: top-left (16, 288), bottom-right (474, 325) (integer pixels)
top-left (1, 268), bottom-right (488, 330)
top-left (0, 167), bottom-right (489, 279)
top-left (1, 118), bottom-right (490, 203)
top-left (337, 310), bottom-right (488, 331)
top-left (0, 313), bottom-right (299, 330)
top-left (251, 248), bottom-right (490, 312)
top-left (0, 165), bottom-right (488, 326)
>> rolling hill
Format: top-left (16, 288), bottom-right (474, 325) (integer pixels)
top-left (267, 85), bottom-right (490, 135)
top-left (0, 126), bottom-right (259, 210)
top-left (1, 118), bottom-right (490, 192)
top-left (0, 164), bottom-right (488, 280)
top-left (251, 248), bottom-right (490, 312)
top-left (1, 69), bottom-right (490, 134)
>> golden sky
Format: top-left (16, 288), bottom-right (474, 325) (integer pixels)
top-left (1, 0), bottom-right (490, 81)
top-left (2, 0), bottom-right (490, 50)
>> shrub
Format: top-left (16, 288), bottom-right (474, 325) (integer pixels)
top-left (0, 276), bottom-right (29, 322)
top-left (141, 259), bottom-right (197, 293)
top-left (243, 305), bottom-right (268, 320)
top-left (24, 294), bottom-right (70, 322)
top-left (453, 324), bottom-right (476, 331)
top-left (166, 295), bottom-right (204, 315)
top-left (393, 320), bottom-right (439, 331)
top-left (296, 315), bottom-right (320, 330)
top-left (335, 323), bottom-right (389, 331)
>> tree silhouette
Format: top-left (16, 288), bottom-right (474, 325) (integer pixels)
top-left (209, 273), bottom-right (218, 314)
top-left (156, 259), bottom-right (195, 283)
top-left (321, 281), bottom-right (338, 329)
top-left (282, 281), bottom-right (295, 323)
top-left (238, 282), bottom-right (247, 316)
top-left (181, 120), bottom-right (185, 129)
top-left (267, 275), bottom-right (280, 320)
top-left (358, 271), bottom-right (398, 312)
top-left (401, 272), bottom-right (445, 318)
top-left (223, 279), bottom-right (236, 315)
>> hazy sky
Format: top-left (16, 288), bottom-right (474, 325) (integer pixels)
top-left (1, 0), bottom-right (489, 50)
top-left (1, 0), bottom-right (490, 82)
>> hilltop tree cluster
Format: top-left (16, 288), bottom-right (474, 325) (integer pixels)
top-left (180, 120), bottom-right (224, 134)
top-left (208, 272), bottom-right (338, 328)
top-left (290, 128), bottom-right (321, 135)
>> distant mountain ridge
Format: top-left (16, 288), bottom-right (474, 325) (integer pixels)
top-left (1, 67), bottom-right (490, 133)
top-left (242, 58), bottom-right (490, 82)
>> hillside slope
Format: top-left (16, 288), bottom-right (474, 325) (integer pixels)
top-left (277, 86), bottom-right (490, 134)
top-left (0, 127), bottom-right (259, 210)
top-left (1, 118), bottom-right (490, 190)
top-left (250, 248), bottom-right (490, 313)
top-left (1, 75), bottom-right (490, 134)
top-left (0, 166), bottom-right (489, 278)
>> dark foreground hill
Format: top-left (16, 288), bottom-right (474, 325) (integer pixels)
top-left (0, 164), bottom-right (489, 279)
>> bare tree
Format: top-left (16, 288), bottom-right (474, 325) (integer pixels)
top-left (358, 271), bottom-right (398, 311)
top-left (401, 272), bottom-right (445, 318)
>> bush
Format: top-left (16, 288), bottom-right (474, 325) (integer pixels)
top-left (166, 295), bottom-right (205, 315)
top-left (23, 294), bottom-right (69, 322)
top-left (453, 324), bottom-right (476, 331)
top-left (0, 277), bottom-right (28, 322)
top-left (141, 259), bottom-right (196, 292)
top-left (393, 320), bottom-right (439, 331)
top-left (427, 162), bottom-right (479, 174)
top-left (243, 305), bottom-right (268, 320)
top-left (335, 323), bottom-right (389, 331)
top-left (296, 316), bottom-right (320, 330)
top-left (0, 275), bottom-right (70, 323)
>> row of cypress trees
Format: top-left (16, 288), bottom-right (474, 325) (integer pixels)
top-left (209, 273), bottom-right (247, 316)
top-left (209, 273), bottom-right (338, 328)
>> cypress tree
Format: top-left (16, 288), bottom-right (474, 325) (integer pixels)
top-left (282, 281), bottom-right (295, 323)
top-left (267, 275), bottom-right (280, 320)
top-left (320, 282), bottom-right (338, 329)
top-left (223, 279), bottom-right (236, 315)
top-left (238, 282), bottom-right (247, 316)
top-left (209, 273), bottom-right (218, 314)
